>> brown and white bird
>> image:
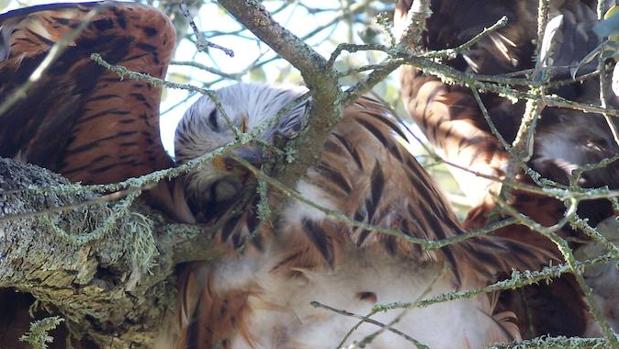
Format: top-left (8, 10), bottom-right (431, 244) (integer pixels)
top-left (395, 0), bottom-right (619, 339)
top-left (161, 83), bottom-right (553, 349)
top-left (0, 2), bottom-right (553, 348)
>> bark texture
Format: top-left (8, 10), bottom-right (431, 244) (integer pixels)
top-left (0, 157), bottom-right (211, 348)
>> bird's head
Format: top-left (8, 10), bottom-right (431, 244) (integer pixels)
top-left (174, 83), bottom-right (310, 221)
top-left (534, 111), bottom-right (619, 189)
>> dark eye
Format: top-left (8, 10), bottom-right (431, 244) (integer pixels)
top-left (208, 109), bottom-right (219, 131)
top-left (586, 138), bottom-right (609, 152)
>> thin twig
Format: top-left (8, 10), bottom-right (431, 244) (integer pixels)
top-left (179, 2), bottom-right (234, 57)
top-left (310, 301), bottom-right (430, 349)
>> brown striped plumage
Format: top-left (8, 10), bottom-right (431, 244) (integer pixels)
top-left (160, 84), bottom-right (554, 349)
top-left (0, 3), bottom-right (182, 348)
top-left (395, 0), bottom-right (618, 339)
top-left (0, 1), bottom-right (175, 184)
top-left (0, 1), bottom-right (584, 348)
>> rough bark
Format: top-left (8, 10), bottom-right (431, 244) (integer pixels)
top-left (0, 157), bottom-right (211, 348)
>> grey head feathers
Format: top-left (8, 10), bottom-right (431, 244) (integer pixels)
top-left (173, 83), bottom-right (310, 221)
top-left (174, 83), bottom-right (309, 163)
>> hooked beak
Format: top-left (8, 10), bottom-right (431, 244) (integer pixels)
top-left (212, 144), bottom-right (263, 173)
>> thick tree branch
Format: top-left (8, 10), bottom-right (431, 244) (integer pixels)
top-left (0, 158), bottom-right (215, 347)
top-left (216, 0), bottom-right (343, 190)
top-left (217, 0), bottom-right (331, 82)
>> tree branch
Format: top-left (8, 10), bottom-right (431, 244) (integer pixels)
top-left (216, 0), bottom-right (343, 190)
top-left (0, 158), bottom-right (216, 347)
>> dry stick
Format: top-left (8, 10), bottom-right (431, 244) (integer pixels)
top-left (455, 86), bottom-right (568, 193)
top-left (327, 43), bottom-right (389, 68)
top-left (230, 154), bottom-right (519, 250)
top-left (503, 0), bottom-right (549, 181)
top-left (160, 91), bottom-right (198, 116)
top-left (570, 214), bottom-right (619, 260)
top-left (310, 301), bottom-right (430, 349)
top-left (489, 66), bottom-right (600, 87)
top-left (596, 0), bottom-right (619, 148)
top-left (597, 57), bottom-right (619, 148)
top-left (170, 60), bottom-right (241, 79)
top-left (340, 266), bottom-right (449, 349)
top-left (424, 16), bottom-right (508, 60)
top-left (343, 59), bottom-right (403, 105)
top-left (507, 96), bottom-right (545, 179)
top-left (535, 0), bottom-right (551, 60)
top-left (202, 0), bottom-right (375, 84)
top-left (217, 0), bottom-right (341, 190)
top-left (395, 0), bottom-right (431, 51)
top-left (179, 2), bottom-right (234, 57)
top-left (497, 197), bottom-right (619, 345)
top-left (394, 92), bottom-right (562, 196)
top-left (374, 252), bottom-right (614, 312)
top-left (90, 53), bottom-right (241, 138)
top-left (396, 49), bottom-right (619, 117)
top-left (568, 157), bottom-right (619, 261)
top-left (335, 308), bottom-right (382, 349)
top-left (469, 87), bottom-right (512, 151)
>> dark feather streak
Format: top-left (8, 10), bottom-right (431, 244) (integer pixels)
top-left (302, 218), bottom-right (334, 267)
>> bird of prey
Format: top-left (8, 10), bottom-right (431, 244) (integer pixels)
top-left (395, 0), bottom-right (618, 339)
top-left (0, 1), bottom-right (553, 348)
top-left (158, 83), bottom-right (554, 349)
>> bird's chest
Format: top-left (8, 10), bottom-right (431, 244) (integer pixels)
top-left (221, 249), bottom-right (503, 349)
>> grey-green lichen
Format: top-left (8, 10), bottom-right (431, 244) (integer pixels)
top-left (19, 316), bottom-right (64, 349)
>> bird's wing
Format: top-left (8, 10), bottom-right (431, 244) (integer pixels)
top-left (396, 0), bottom-right (615, 340)
top-left (0, 2), bottom-right (194, 347)
top-left (394, 0), bottom-right (541, 206)
top-left (0, 1), bottom-right (175, 185)
top-left (327, 96), bottom-right (554, 277)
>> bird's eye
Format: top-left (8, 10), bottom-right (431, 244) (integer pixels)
top-left (586, 138), bottom-right (609, 152)
top-left (208, 109), bottom-right (219, 131)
